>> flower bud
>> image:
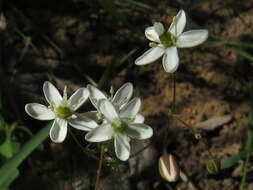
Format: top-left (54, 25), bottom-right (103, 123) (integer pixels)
top-left (0, 13), bottom-right (7, 31)
top-left (159, 154), bottom-right (180, 182)
top-left (194, 132), bottom-right (202, 139)
top-left (205, 157), bottom-right (221, 174)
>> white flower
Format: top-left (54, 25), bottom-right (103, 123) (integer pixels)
top-left (135, 10), bottom-right (208, 73)
top-left (87, 83), bottom-right (144, 124)
top-left (25, 81), bottom-right (97, 143)
top-left (85, 99), bottom-right (153, 161)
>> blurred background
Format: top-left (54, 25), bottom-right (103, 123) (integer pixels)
top-left (1, 0), bottom-right (253, 189)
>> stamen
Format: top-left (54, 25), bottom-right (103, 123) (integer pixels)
top-left (71, 114), bottom-right (77, 119)
top-left (110, 86), bottom-right (114, 98)
top-left (63, 86), bottom-right (68, 101)
top-left (149, 42), bottom-right (158, 47)
top-left (159, 32), bottom-right (174, 47)
top-left (112, 120), bottom-right (127, 133)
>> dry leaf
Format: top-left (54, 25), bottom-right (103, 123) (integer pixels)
top-left (195, 115), bottom-right (232, 131)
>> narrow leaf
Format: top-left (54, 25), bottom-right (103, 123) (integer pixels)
top-left (0, 123), bottom-right (51, 187)
top-left (1, 168), bottom-right (19, 189)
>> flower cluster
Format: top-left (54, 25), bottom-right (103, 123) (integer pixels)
top-left (85, 84), bottom-right (152, 161)
top-left (25, 81), bottom-right (153, 161)
top-left (25, 10), bottom-right (208, 163)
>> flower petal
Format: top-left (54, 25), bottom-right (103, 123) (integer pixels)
top-left (154, 22), bottom-right (165, 36)
top-left (114, 133), bottom-right (130, 161)
top-left (169, 10), bottom-right (186, 37)
top-left (112, 83), bottom-right (133, 107)
top-left (50, 118), bottom-right (68, 143)
top-left (81, 111), bottom-right (99, 122)
top-left (135, 47), bottom-right (165, 66)
top-left (25, 103), bottom-right (55, 120)
top-left (98, 99), bottom-right (119, 123)
top-left (176, 30), bottom-right (208, 48)
top-left (43, 81), bottom-right (63, 106)
top-left (67, 88), bottom-right (89, 111)
top-left (87, 85), bottom-right (107, 109)
top-left (162, 47), bottom-right (179, 73)
top-left (134, 114), bottom-right (144, 123)
top-left (119, 98), bottom-right (141, 119)
top-left (125, 123), bottom-right (153, 140)
top-left (68, 113), bottom-right (98, 131)
top-left (85, 123), bottom-right (114, 142)
top-left (145, 26), bottom-right (160, 43)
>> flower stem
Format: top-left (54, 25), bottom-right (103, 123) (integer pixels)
top-left (94, 147), bottom-right (105, 190)
top-left (239, 129), bottom-right (253, 190)
top-left (69, 129), bottom-right (99, 160)
top-left (163, 73), bottom-right (177, 153)
top-left (172, 73), bottom-right (176, 113)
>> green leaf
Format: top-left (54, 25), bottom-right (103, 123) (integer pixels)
top-left (0, 116), bottom-right (5, 129)
top-left (1, 168), bottom-right (19, 189)
top-left (248, 104), bottom-right (253, 127)
top-left (0, 129), bottom-right (7, 145)
top-left (11, 142), bottom-right (21, 155)
top-left (239, 104), bottom-right (253, 190)
top-left (0, 130), bottom-right (13, 159)
top-left (14, 125), bottom-right (34, 138)
top-left (98, 0), bottom-right (125, 23)
top-left (210, 39), bottom-right (253, 48)
top-left (233, 48), bottom-right (253, 62)
top-left (0, 123), bottom-right (51, 188)
top-left (97, 63), bottom-right (114, 89)
top-left (221, 153), bottom-right (242, 169)
top-left (124, 0), bottom-right (153, 10)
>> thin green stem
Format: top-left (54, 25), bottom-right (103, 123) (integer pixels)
top-left (130, 142), bottom-right (152, 158)
top-left (240, 159), bottom-right (249, 190)
top-left (240, 129), bottom-right (253, 190)
top-left (69, 129), bottom-right (99, 160)
top-left (14, 27), bottom-right (41, 56)
top-left (233, 48), bottom-right (253, 62)
top-left (12, 126), bottom-right (33, 137)
top-left (210, 39), bottom-right (253, 48)
top-left (94, 147), bottom-right (105, 190)
top-left (124, 0), bottom-right (153, 10)
top-left (172, 73), bottom-right (176, 113)
top-left (163, 73), bottom-right (177, 153)
top-left (170, 114), bottom-right (202, 139)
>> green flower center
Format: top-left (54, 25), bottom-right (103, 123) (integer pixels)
top-left (159, 32), bottom-right (176, 48)
top-left (55, 106), bottom-right (72, 119)
top-left (112, 120), bottom-right (127, 133)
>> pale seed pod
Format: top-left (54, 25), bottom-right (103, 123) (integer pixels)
top-left (0, 13), bottom-right (7, 31)
top-left (159, 154), bottom-right (180, 182)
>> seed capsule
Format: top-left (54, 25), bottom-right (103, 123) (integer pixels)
top-left (159, 154), bottom-right (180, 182)
top-left (205, 157), bottom-right (221, 174)
top-left (0, 13), bottom-right (7, 31)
